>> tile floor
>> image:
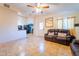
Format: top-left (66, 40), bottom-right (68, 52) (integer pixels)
top-left (0, 34), bottom-right (72, 56)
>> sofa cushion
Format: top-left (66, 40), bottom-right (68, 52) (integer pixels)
top-left (48, 32), bottom-right (54, 36)
top-left (46, 35), bottom-right (53, 38)
top-left (58, 33), bottom-right (66, 37)
top-left (57, 36), bottom-right (66, 40)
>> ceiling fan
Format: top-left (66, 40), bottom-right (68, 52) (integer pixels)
top-left (27, 3), bottom-right (49, 9)
top-left (27, 3), bottom-right (49, 13)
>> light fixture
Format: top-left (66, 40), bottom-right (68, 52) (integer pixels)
top-left (27, 3), bottom-right (49, 14)
top-left (35, 3), bottom-right (48, 13)
top-left (35, 3), bottom-right (42, 13)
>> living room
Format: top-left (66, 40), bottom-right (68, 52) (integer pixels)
top-left (0, 3), bottom-right (79, 56)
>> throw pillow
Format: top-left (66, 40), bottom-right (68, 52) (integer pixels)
top-left (58, 33), bottom-right (66, 37)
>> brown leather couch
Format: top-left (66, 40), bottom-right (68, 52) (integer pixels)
top-left (44, 29), bottom-right (74, 46)
top-left (70, 39), bottom-right (79, 56)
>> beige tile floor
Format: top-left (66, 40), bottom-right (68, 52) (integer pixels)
top-left (0, 34), bottom-right (72, 56)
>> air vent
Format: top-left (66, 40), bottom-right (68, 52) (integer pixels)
top-left (3, 4), bottom-right (10, 8)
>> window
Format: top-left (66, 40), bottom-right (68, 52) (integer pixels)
top-left (57, 17), bottom-right (74, 29)
top-left (58, 19), bottom-right (63, 29)
top-left (63, 18), bottom-right (68, 29)
top-left (67, 17), bottom-right (74, 29)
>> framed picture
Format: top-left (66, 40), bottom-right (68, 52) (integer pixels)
top-left (45, 17), bottom-right (53, 27)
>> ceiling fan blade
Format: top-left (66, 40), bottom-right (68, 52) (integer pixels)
top-left (41, 6), bottom-right (49, 8)
top-left (27, 5), bottom-right (34, 8)
top-left (27, 5), bottom-right (49, 9)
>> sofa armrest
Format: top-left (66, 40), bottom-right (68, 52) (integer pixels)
top-left (44, 33), bottom-right (48, 37)
top-left (66, 35), bottom-right (71, 39)
top-left (66, 35), bottom-right (73, 43)
top-left (70, 35), bottom-right (75, 42)
top-left (45, 33), bottom-right (48, 35)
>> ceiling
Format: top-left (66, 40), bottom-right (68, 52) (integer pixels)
top-left (4, 3), bottom-right (79, 16)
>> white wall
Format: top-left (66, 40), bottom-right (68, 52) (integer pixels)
top-left (33, 12), bottom-right (79, 37)
top-left (33, 15), bottom-right (58, 36)
top-left (0, 6), bottom-right (26, 43)
top-left (26, 18), bottom-right (34, 25)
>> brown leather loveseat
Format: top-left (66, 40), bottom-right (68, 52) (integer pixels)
top-left (44, 29), bottom-right (74, 45)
